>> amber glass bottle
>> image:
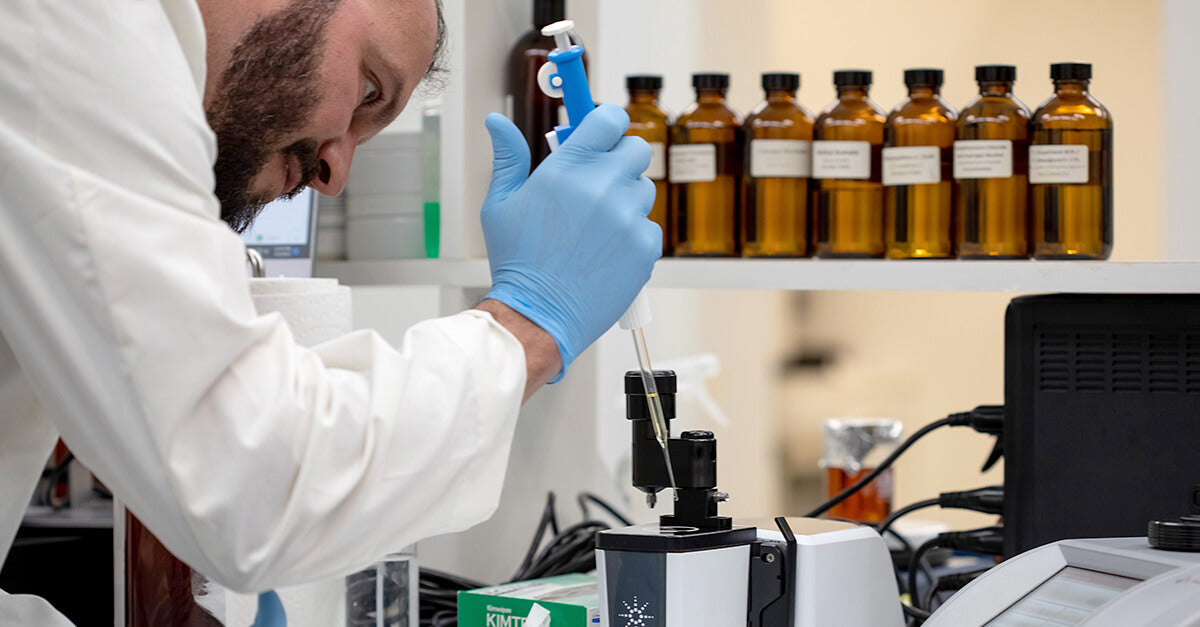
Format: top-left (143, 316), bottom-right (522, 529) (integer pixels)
top-left (670, 73), bottom-right (743, 256)
top-left (813, 70), bottom-right (886, 258)
top-left (884, 69), bottom-right (957, 259)
top-left (506, 0), bottom-right (570, 169)
top-left (742, 72), bottom-right (814, 257)
top-left (625, 75), bottom-right (672, 255)
top-left (955, 65), bottom-right (1031, 258)
top-left (1030, 63), bottom-right (1113, 259)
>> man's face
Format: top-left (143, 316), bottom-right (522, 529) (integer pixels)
top-left (204, 0), bottom-right (441, 232)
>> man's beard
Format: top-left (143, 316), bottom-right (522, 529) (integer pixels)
top-left (206, 0), bottom-right (340, 233)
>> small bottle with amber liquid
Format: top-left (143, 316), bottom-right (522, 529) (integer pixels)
top-left (1030, 63), bottom-right (1113, 260)
top-left (955, 65), bottom-right (1031, 258)
top-left (813, 70), bottom-right (886, 258)
top-left (670, 73), bottom-right (743, 257)
top-left (625, 75), bottom-right (672, 256)
top-left (884, 68), bottom-right (957, 259)
top-left (742, 72), bottom-right (814, 257)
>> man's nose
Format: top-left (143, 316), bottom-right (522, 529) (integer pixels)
top-left (308, 132), bottom-right (357, 196)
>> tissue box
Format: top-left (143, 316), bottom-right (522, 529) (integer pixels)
top-left (457, 573), bottom-right (600, 626)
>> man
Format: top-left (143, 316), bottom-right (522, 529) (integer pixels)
top-left (0, 0), bottom-right (659, 621)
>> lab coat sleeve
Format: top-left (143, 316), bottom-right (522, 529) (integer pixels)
top-left (0, 0), bottom-right (525, 592)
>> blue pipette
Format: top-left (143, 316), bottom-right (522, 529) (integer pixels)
top-left (536, 21), bottom-right (676, 505)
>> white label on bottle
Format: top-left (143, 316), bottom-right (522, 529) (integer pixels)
top-left (953, 140), bottom-right (1013, 179)
top-left (812, 140), bottom-right (872, 180)
top-left (644, 142), bottom-right (666, 180)
top-left (882, 146), bottom-right (941, 186)
top-left (750, 139), bottom-right (812, 178)
top-left (669, 144), bottom-right (717, 183)
top-left (1029, 144), bottom-right (1089, 184)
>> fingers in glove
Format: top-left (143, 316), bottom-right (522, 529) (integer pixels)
top-left (485, 113), bottom-right (532, 199)
top-left (559, 104), bottom-right (629, 155)
top-left (609, 135), bottom-right (654, 179)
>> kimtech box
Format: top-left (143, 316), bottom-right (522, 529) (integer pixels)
top-left (457, 573), bottom-right (600, 626)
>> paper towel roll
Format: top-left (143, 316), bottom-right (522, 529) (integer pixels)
top-left (249, 278), bottom-right (352, 347)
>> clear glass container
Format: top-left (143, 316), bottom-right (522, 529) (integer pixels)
top-left (820, 418), bottom-right (903, 524)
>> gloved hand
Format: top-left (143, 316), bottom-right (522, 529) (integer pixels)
top-left (482, 104), bottom-right (661, 381)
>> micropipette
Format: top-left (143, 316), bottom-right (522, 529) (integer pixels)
top-left (536, 21), bottom-right (676, 505)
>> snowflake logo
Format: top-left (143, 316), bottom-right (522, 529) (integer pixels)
top-left (616, 595), bottom-right (654, 626)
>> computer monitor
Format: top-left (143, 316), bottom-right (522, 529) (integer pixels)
top-left (240, 188), bottom-right (318, 278)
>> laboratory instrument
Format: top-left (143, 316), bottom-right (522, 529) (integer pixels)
top-left (926, 530), bottom-right (1200, 626)
top-left (624, 75), bottom-right (671, 255)
top-left (240, 188), bottom-right (318, 277)
top-left (884, 68), bottom-right (957, 259)
top-left (812, 69), bottom-right (886, 258)
top-left (742, 72), bottom-right (813, 258)
top-left (955, 65), bottom-right (1031, 259)
top-left (1004, 294), bottom-right (1200, 556)
top-left (670, 73), bottom-right (743, 257)
top-left (597, 371), bottom-right (903, 627)
top-left (1030, 62), bottom-right (1112, 260)
top-left (536, 21), bottom-right (675, 496)
top-left (506, 0), bottom-right (573, 168)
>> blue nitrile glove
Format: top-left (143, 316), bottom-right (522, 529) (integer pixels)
top-left (250, 591), bottom-right (286, 627)
top-left (482, 103), bottom-right (661, 381)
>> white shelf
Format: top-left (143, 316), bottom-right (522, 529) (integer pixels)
top-left (315, 259), bottom-right (1200, 293)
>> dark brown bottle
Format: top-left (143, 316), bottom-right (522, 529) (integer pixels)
top-left (955, 65), bottom-right (1031, 258)
top-left (126, 513), bottom-right (222, 626)
top-left (742, 72), bottom-right (814, 257)
top-left (884, 69), bottom-right (957, 259)
top-left (506, 0), bottom-right (571, 169)
top-left (625, 75), bottom-right (672, 255)
top-left (1030, 63), bottom-right (1113, 259)
top-left (813, 70), bottom-right (886, 258)
top-left (670, 73), bottom-right (743, 257)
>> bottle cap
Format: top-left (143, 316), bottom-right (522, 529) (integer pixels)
top-left (627, 75), bottom-right (663, 92)
top-left (833, 69), bottom-right (872, 87)
top-left (904, 68), bottom-right (944, 87)
top-left (976, 65), bottom-right (1017, 83)
top-left (693, 73), bottom-right (730, 90)
top-left (1051, 62), bottom-right (1092, 81)
top-left (762, 72), bottom-right (800, 92)
top-left (533, 0), bottom-right (566, 28)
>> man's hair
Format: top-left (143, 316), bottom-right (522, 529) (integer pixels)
top-left (420, 0), bottom-right (449, 94)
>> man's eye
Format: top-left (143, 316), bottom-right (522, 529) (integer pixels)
top-left (362, 78), bottom-right (380, 105)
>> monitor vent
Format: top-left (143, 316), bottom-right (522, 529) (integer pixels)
top-left (1035, 330), bottom-right (1200, 394)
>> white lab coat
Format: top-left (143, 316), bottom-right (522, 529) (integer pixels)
top-left (0, 0), bottom-right (526, 622)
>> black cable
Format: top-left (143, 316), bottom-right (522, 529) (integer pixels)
top-left (908, 527), bottom-right (1004, 613)
top-left (805, 418), bottom-right (954, 518)
top-left (902, 603), bottom-right (931, 623)
top-left (578, 492), bottom-right (633, 527)
top-left (907, 537), bottom-right (942, 615)
top-left (876, 497), bottom-right (938, 539)
top-left (804, 406), bottom-right (1003, 519)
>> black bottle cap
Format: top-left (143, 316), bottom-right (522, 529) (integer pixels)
top-left (627, 75), bottom-right (663, 92)
top-left (904, 68), bottom-right (944, 87)
top-left (762, 72), bottom-right (800, 93)
top-left (533, 0), bottom-right (566, 29)
top-left (1051, 62), bottom-right (1092, 81)
top-left (625, 370), bottom-right (677, 395)
top-left (1148, 516), bottom-right (1200, 552)
top-left (693, 73), bottom-right (730, 90)
top-left (833, 69), bottom-right (872, 87)
top-left (976, 65), bottom-right (1017, 83)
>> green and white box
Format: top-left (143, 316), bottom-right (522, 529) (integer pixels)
top-left (458, 573), bottom-right (600, 626)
